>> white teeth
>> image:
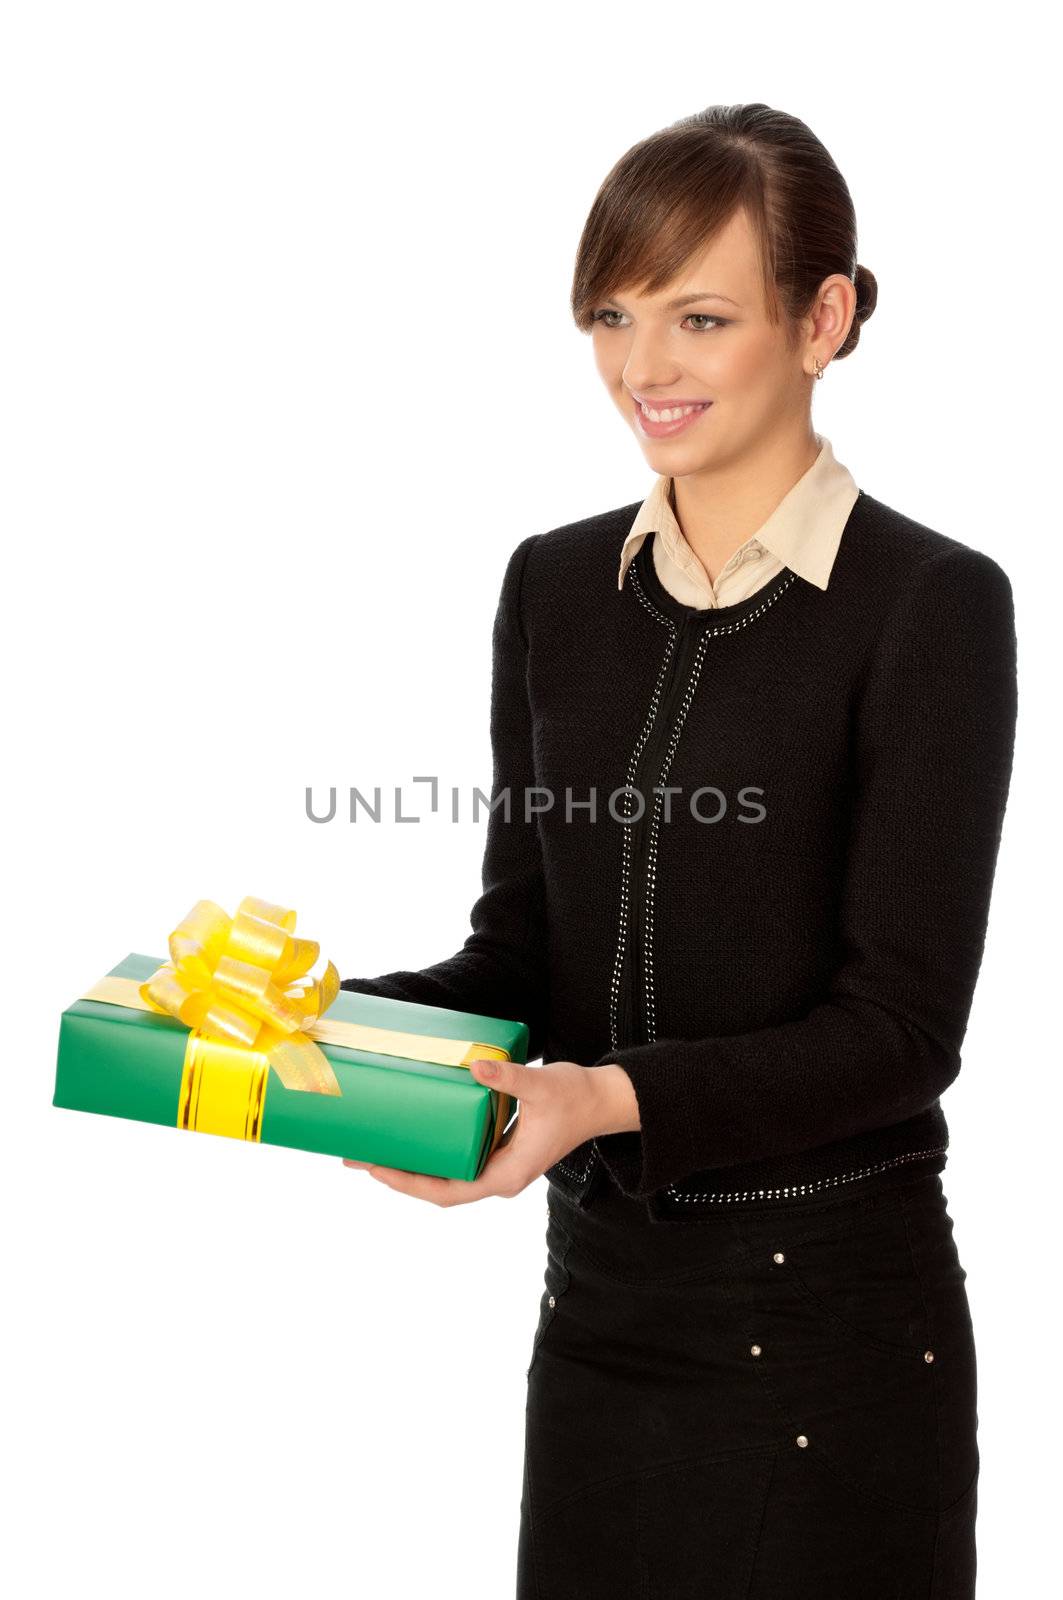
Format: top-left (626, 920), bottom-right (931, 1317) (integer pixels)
top-left (639, 402), bottom-right (707, 423)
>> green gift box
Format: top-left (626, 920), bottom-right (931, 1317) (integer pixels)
top-left (54, 953), bottom-right (526, 1179)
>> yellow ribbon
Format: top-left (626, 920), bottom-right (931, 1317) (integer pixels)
top-left (84, 895), bottom-right (513, 1152)
top-left (139, 895), bottom-right (342, 1138)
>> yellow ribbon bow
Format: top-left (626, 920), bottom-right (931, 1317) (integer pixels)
top-left (140, 896), bottom-right (343, 1113)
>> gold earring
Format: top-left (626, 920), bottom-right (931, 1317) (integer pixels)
top-left (812, 356), bottom-right (825, 380)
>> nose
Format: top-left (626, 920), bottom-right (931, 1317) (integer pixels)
top-left (621, 340), bottom-right (681, 401)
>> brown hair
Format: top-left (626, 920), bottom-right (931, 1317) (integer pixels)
top-left (571, 103), bottom-right (877, 360)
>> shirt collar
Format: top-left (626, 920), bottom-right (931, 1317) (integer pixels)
top-left (617, 433), bottom-right (859, 594)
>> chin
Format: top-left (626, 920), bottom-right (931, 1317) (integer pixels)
top-left (640, 435), bottom-right (719, 465)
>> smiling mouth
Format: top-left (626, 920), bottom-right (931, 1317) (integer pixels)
top-left (633, 398), bottom-right (714, 437)
top-left (634, 399), bottom-right (712, 421)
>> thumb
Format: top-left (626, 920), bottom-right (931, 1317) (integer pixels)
top-left (468, 1056), bottom-right (533, 1099)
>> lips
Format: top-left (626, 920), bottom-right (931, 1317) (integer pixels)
top-left (632, 396), bottom-right (712, 409)
top-left (634, 398), bottom-right (713, 439)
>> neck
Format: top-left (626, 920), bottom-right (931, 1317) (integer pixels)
top-left (670, 424), bottom-right (821, 585)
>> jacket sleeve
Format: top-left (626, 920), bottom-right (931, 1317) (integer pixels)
top-left (340, 534), bottom-right (550, 1063)
top-left (591, 542), bottom-right (1019, 1199)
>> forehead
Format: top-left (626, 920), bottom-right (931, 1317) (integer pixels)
top-left (619, 208), bottom-right (763, 310)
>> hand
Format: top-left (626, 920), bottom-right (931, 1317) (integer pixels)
top-left (341, 1058), bottom-right (639, 1207)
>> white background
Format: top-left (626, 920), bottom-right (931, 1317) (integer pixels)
top-left (2, 3), bottom-right (1057, 1594)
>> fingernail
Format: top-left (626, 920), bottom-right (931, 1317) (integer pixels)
top-left (477, 1059), bottom-right (499, 1076)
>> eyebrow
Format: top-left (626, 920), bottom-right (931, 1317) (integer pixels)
top-left (665, 291), bottom-right (740, 309)
top-left (608, 290), bottom-right (741, 311)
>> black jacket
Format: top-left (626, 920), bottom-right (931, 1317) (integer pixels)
top-left (342, 489), bottom-right (1018, 1221)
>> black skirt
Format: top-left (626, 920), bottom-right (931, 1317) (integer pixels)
top-left (517, 1166), bottom-right (979, 1599)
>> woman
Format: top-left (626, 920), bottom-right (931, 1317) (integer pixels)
top-left (341, 102), bottom-right (1017, 1597)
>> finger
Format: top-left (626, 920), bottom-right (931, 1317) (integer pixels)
top-left (467, 1056), bottom-right (537, 1101)
top-left (458, 1134), bottom-right (529, 1198)
top-left (363, 1164), bottom-right (487, 1207)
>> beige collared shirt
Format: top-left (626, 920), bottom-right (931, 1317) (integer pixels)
top-left (617, 433), bottom-right (860, 607)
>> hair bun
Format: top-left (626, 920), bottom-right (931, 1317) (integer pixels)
top-left (853, 262), bottom-right (878, 319)
top-left (836, 262), bottom-right (878, 358)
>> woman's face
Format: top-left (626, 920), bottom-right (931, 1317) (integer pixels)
top-left (591, 206), bottom-right (838, 475)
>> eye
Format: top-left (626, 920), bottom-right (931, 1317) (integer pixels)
top-left (590, 309), bottom-right (728, 333)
